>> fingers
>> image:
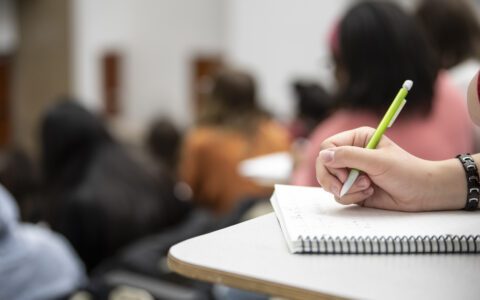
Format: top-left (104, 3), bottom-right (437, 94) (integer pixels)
top-left (321, 127), bottom-right (377, 149)
top-left (334, 175), bottom-right (372, 200)
top-left (328, 167), bottom-right (348, 184)
top-left (317, 155), bottom-right (372, 197)
top-left (346, 175), bottom-right (372, 193)
top-left (316, 156), bottom-right (342, 196)
top-left (319, 146), bottom-right (385, 176)
top-left (336, 187), bottom-right (375, 205)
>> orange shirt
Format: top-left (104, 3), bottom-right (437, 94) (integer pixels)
top-left (179, 119), bottom-right (290, 214)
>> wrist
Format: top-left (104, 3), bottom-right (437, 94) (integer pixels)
top-left (423, 159), bottom-right (466, 211)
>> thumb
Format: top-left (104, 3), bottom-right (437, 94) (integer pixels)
top-left (319, 146), bottom-right (384, 175)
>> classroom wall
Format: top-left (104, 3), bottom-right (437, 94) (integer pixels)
top-left (72, 0), bottom-right (355, 126)
top-left (72, 1), bottom-right (420, 126)
top-left (72, 0), bottom-right (132, 112)
top-left (224, 0), bottom-right (352, 121)
top-left (72, 0), bottom-right (225, 127)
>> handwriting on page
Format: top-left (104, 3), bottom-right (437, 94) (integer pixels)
top-left (283, 203), bottom-right (374, 237)
top-left (276, 186), bottom-right (407, 238)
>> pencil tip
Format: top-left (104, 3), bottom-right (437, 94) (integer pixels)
top-left (339, 186), bottom-right (347, 197)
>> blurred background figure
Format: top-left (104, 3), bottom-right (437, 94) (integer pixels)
top-left (293, 1), bottom-right (474, 186)
top-left (145, 117), bottom-right (183, 177)
top-left (0, 183), bottom-right (86, 300)
top-left (144, 117), bottom-right (193, 214)
top-left (40, 99), bottom-right (188, 271)
top-left (178, 69), bottom-right (290, 214)
top-left (0, 147), bottom-right (40, 222)
top-left (415, 0), bottom-right (480, 152)
top-left (289, 80), bottom-right (333, 140)
top-left (415, 0), bottom-right (480, 94)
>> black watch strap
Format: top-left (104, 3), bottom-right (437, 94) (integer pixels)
top-left (456, 154), bottom-right (480, 211)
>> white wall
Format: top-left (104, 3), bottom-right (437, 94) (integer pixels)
top-left (72, 0), bottom-right (134, 111)
top-left (224, 0), bottom-right (352, 121)
top-left (72, 0), bottom-right (225, 127)
top-left (126, 0), bottom-right (225, 126)
top-left (72, 0), bottom-right (353, 127)
top-left (72, 1), bottom-right (425, 127)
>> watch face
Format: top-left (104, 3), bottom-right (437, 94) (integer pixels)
top-left (467, 71), bottom-right (480, 126)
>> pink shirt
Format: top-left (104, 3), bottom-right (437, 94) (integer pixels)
top-left (292, 72), bottom-right (474, 186)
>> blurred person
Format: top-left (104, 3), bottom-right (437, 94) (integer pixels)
top-left (178, 69), bottom-right (290, 214)
top-left (416, 0), bottom-right (480, 94)
top-left (144, 117), bottom-right (193, 208)
top-left (145, 117), bottom-right (183, 176)
top-left (40, 99), bottom-right (188, 271)
top-left (293, 1), bottom-right (474, 186)
top-left (0, 183), bottom-right (86, 300)
top-left (289, 80), bottom-right (333, 139)
top-left (0, 147), bottom-right (41, 222)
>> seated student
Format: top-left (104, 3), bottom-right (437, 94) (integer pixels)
top-left (40, 100), bottom-right (188, 271)
top-left (415, 0), bottom-right (480, 94)
top-left (144, 117), bottom-right (193, 214)
top-left (316, 71), bottom-right (480, 211)
top-left (178, 69), bottom-right (290, 214)
top-left (293, 1), bottom-right (474, 186)
top-left (415, 0), bottom-right (480, 153)
top-left (0, 184), bottom-right (86, 300)
top-left (289, 80), bottom-right (333, 140)
top-left (146, 117), bottom-right (183, 177)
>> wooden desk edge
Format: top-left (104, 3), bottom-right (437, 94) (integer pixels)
top-left (167, 250), bottom-right (345, 300)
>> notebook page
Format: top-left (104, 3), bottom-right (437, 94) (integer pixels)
top-left (272, 184), bottom-right (480, 241)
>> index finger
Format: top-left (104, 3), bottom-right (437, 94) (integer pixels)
top-left (320, 127), bottom-right (377, 150)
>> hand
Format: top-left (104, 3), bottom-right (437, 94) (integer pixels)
top-left (315, 127), bottom-right (465, 211)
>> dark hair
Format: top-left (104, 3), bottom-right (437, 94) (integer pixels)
top-left (416, 0), bottom-right (480, 69)
top-left (0, 148), bottom-right (40, 221)
top-left (198, 69), bottom-right (266, 133)
top-left (40, 99), bottom-right (112, 187)
top-left (40, 99), bottom-right (191, 270)
top-left (334, 1), bottom-right (439, 116)
top-left (293, 81), bottom-right (333, 122)
top-left (146, 118), bottom-right (182, 172)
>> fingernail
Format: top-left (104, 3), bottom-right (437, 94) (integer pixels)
top-left (331, 185), bottom-right (340, 197)
top-left (319, 149), bottom-right (335, 163)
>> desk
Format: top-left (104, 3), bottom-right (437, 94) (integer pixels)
top-left (168, 213), bottom-right (480, 300)
top-left (238, 152), bottom-right (293, 186)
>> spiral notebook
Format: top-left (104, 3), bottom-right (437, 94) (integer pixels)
top-left (271, 184), bottom-right (480, 254)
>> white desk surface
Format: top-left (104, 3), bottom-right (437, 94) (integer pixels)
top-left (168, 213), bottom-right (480, 300)
top-left (238, 152), bottom-right (293, 185)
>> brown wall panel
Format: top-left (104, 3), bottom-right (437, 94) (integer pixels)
top-left (12, 0), bottom-right (71, 155)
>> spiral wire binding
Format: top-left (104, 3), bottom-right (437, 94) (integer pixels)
top-left (298, 235), bottom-right (480, 254)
